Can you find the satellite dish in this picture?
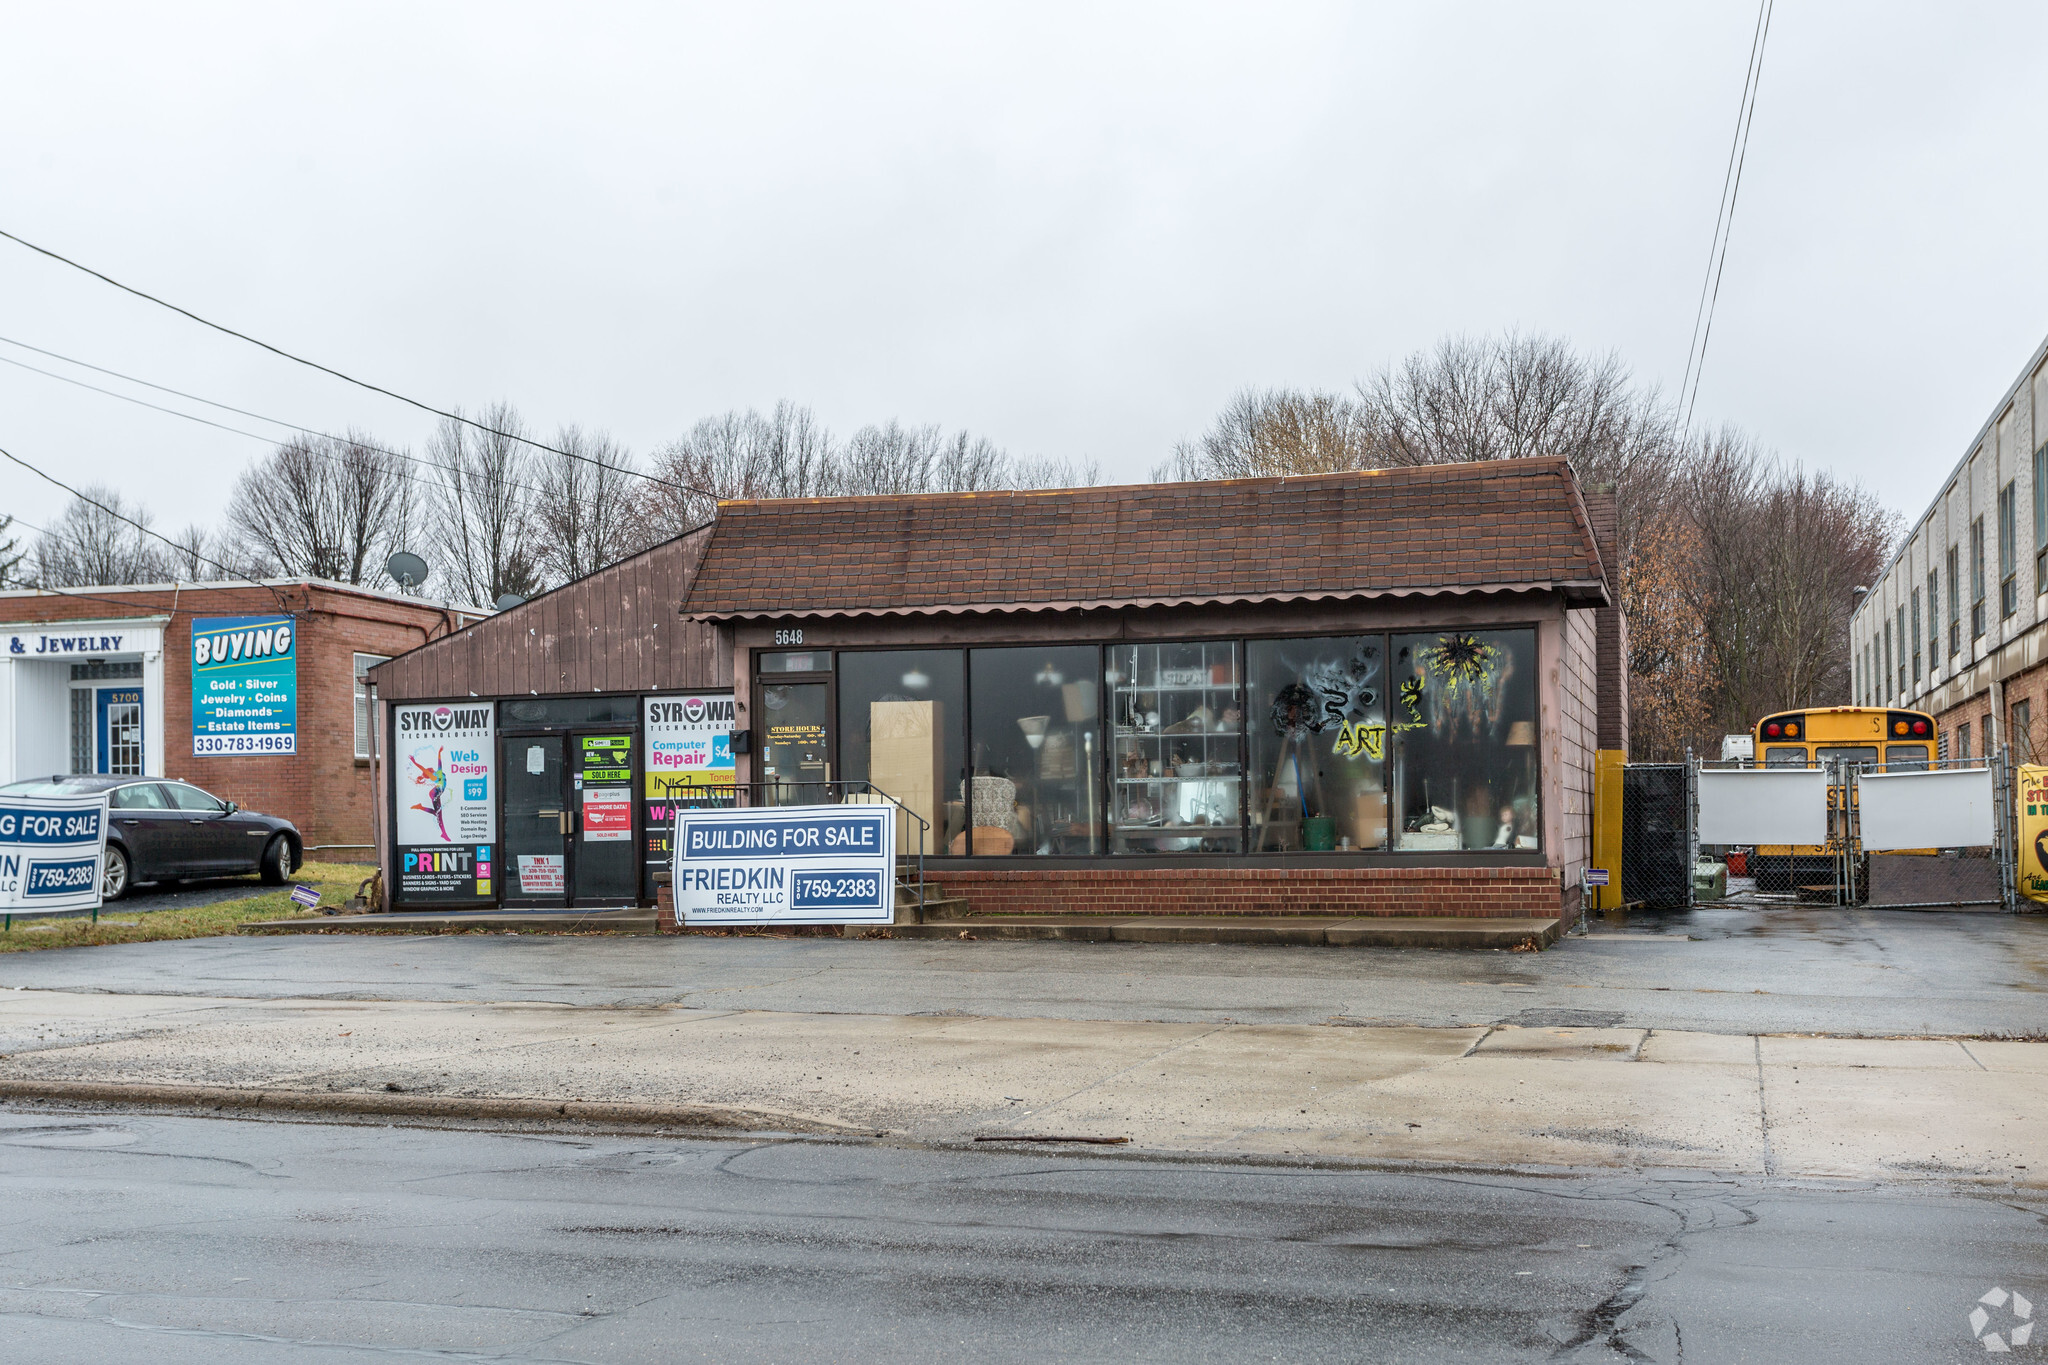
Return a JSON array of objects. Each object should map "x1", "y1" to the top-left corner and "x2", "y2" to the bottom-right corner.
[
  {"x1": 385, "y1": 551, "x2": 430, "y2": 590},
  {"x1": 494, "y1": 593, "x2": 526, "y2": 611}
]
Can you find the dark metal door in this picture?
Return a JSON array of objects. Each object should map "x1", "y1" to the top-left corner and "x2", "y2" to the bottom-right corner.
[{"x1": 502, "y1": 735, "x2": 568, "y2": 904}]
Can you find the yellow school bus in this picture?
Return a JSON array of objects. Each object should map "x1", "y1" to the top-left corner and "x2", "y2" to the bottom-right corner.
[{"x1": 1747, "y1": 706, "x2": 1937, "y2": 892}]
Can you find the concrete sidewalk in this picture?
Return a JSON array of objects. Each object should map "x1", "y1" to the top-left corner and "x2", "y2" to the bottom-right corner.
[{"x1": 1, "y1": 988, "x2": 2040, "y2": 1184}]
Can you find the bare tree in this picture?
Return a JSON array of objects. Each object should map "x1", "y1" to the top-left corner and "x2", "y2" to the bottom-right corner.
[
  {"x1": 1165, "y1": 387, "x2": 1375, "y2": 481},
  {"x1": 227, "y1": 431, "x2": 419, "y2": 584},
  {"x1": 535, "y1": 426, "x2": 641, "y2": 582},
  {"x1": 640, "y1": 402, "x2": 837, "y2": 537},
  {"x1": 1170, "y1": 331, "x2": 1900, "y2": 755},
  {"x1": 0, "y1": 514, "x2": 23, "y2": 587},
  {"x1": 31, "y1": 489, "x2": 167, "y2": 586},
  {"x1": 431, "y1": 402, "x2": 542, "y2": 605}
]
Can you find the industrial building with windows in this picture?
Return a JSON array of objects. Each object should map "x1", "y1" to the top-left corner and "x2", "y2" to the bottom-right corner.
[{"x1": 1851, "y1": 330, "x2": 2048, "y2": 761}]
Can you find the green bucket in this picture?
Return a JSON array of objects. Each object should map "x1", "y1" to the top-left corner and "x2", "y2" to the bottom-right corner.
[{"x1": 1303, "y1": 816, "x2": 1337, "y2": 851}]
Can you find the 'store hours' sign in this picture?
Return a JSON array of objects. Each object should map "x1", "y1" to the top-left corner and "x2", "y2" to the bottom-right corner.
[{"x1": 673, "y1": 804, "x2": 895, "y2": 926}]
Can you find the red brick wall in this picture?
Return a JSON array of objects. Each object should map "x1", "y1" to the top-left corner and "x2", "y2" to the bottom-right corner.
[
  {"x1": 925, "y1": 865, "x2": 1564, "y2": 918},
  {"x1": 4, "y1": 583, "x2": 465, "y2": 854}
]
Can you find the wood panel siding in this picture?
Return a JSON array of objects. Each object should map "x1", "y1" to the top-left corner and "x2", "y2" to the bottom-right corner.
[{"x1": 368, "y1": 526, "x2": 729, "y2": 701}]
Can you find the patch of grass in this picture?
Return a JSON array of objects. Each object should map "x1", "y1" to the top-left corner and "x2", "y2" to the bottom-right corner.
[{"x1": 0, "y1": 860, "x2": 368, "y2": 953}]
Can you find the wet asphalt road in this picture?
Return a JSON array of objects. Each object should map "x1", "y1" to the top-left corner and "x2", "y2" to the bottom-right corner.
[
  {"x1": 0, "y1": 1110, "x2": 2042, "y2": 1363},
  {"x1": 1, "y1": 904, "x2": 2043, "y2": 1036}
]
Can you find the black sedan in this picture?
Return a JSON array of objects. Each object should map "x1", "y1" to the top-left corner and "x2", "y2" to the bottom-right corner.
[{"x1": 0, "y1": 775, "x2": 302, "y2": 900}]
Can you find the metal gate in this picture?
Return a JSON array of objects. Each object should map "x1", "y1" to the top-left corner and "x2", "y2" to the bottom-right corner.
[
  {"x1": 1694, "y1": 751, "x2": 2020, "y2": 912},
  {"x1": 1620, "y1": 763, "x2": 1695, "y2": 910},
  {"x1": 1840, "y1": 753, "x2": 2016, "y2": 912}
]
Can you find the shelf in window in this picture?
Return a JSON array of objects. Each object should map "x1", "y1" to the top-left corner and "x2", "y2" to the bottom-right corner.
[
  {"x1": 1112, "y1": 683, "x2": 1239, "y2": 694},
  {"x1": 1114, "y1": 775, "x2": 1242, "y2": 784}
]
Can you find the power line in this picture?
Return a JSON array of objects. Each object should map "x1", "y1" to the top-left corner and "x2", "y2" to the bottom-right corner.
[
  {"x1": 1679, "y1": 0, "x2": 1774, "y2": 437},
  {"x1": 0, "y1": 339, "x2": 557, "y2": 502},
  {"x1": 0, "y1": 225, "x2": 718, "y2": 502},
  {"x1": 0, "y1": 440, "x2": 295, "y2": 612}
]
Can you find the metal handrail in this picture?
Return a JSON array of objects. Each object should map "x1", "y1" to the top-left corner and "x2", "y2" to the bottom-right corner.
[{"x1": 661, "y1": 779, "x2": 930, "y2": 906}]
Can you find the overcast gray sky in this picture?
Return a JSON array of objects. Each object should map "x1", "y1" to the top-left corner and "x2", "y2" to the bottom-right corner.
[{"x1": 3, "y1": 2, "x2": 2044, "y2": 542}]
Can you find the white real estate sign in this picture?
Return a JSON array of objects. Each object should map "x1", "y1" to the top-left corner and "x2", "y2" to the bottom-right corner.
[
  {"x1": 1857, "y1": 767, "x2": 1994, "y2": 851},
  {"x1": 1696, "y1": 768, "x2": 1829, "y2": 846},
  {"x1": 674, "y1": 803, "x2": 895, "y2": 926},
  {"x1": 0, "y1": 793, "x2": 109, "y2": 915}
]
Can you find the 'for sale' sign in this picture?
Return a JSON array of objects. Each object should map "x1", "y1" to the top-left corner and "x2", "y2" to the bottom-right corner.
[
  {"x1": 674, "y1": 804, "x2": 895, "y2": 926},
  {"x1": 0, "y1": 794, "x2": 109, "y2": 914}
]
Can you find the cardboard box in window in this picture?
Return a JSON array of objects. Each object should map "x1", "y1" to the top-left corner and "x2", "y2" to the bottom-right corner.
[{"x1": 870, "y1": 700, "x2": 941, "y2": 856}]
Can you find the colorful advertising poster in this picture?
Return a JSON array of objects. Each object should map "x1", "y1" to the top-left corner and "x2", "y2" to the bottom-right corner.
[
  {"x1": 674, "y1": 803, "x2": 895, "y2": 926},
  {"x1": 643, "y1": 693, "x2": 735, "y2": 892},
  {"x1": 191, "y1": 616, "x2": 298, "y2": 756},
  {"x1": 2018, "y1": 765, "x2": 2048, "y2": 905},
  {"x1": 580, "y1": 734, "x2": 634, "y2": 843},
  {"x1": 393, "y1": 702, "x2": 496, "y2": 901},
  {"x1": 0, "y1": 793, "x2": 110, "y2": 914}
]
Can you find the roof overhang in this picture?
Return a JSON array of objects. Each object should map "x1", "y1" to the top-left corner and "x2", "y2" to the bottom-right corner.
[{"x1": 686, "y1": 578, "x2": 1611, "y2": 622}]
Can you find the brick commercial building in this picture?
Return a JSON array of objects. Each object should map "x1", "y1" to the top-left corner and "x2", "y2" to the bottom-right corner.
[
  {"x1": 1851, "y1": 330, "x2": 2048, "y2": 761},
  {"x1": 1, "y1": 580, "x2": 481, "y2": 854},
  {"x1": 370, "y1": 459, "x2": 1626, "y2": 919}
]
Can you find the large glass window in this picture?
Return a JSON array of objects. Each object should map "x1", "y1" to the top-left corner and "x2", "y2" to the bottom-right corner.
[
  {"x1": 1246, "y1": 636, "x2": 1386, "y2": 852},
  {"x1": 1389, "y1": 630, "x2": 1540, "y2": 851},
  {"x1": 838, "y1": 650, "x2": 965, "y2": 854},
  {"x1": 967, "y1": 646, "x2": 1102, "y2": 855},
  {"x1": 1110, "y1": 641, "x2": 1243, "y2": 853}
]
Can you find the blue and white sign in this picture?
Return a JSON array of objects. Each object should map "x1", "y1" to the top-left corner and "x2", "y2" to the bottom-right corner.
[
  {"x1": 674, "y1": 804, "x2": 896, "y2": 926},
  {"x1": 192, "y1": 615, "x2": 298, "y2": 756},
  {"x1": 0, "y1": 794, "x2": 109, "y2": 914}
]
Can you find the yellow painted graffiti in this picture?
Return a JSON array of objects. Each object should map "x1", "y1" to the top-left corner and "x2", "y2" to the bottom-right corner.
[
  {"x1": 2018, "y1": 765, "x2": 2048, "y2": 904},
  {"x1": 1332, "y1": 721, "x2": 1385, "y2": 760}
]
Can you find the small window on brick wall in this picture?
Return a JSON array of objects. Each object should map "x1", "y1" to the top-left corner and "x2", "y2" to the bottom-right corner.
[{"x1": 353, "y1": 653, "x2": 390, "y2": 760}]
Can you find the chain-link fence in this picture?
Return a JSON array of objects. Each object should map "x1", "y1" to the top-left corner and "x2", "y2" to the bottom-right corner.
[
  {"x1": 1845, "y1": 753, "x2": 2014, "y2": 911},
  {"x1": 1619, "y1": 762, "x2": 1695, "y2": 910},
  {"x1": 1693, "y1": 750, "x2": 2019, "y2": 912}
]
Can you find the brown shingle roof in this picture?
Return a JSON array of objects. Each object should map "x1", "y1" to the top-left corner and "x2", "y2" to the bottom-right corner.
[{"x1": 681, "y1": 458, "x2": 1609, "y2": 619}]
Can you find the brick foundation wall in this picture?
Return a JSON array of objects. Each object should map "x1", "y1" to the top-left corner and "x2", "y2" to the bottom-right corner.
[{"x1": 924, "y1": 865, "x2": 1564, "y2": 918}]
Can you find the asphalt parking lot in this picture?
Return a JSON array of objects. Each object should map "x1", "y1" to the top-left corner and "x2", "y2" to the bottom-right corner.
[{"x1": 1, "y1": 901, "x2": 2042, "y2": 1037}]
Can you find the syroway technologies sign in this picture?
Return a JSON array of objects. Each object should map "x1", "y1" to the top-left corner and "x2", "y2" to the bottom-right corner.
[
  {"x1": 191, "y1": 615, "x2": 298, "y2": 755},
  {"x1": 393, "y1": 702, "x2": 496, "y2": 901},
  {"x1": 675, "y1": 804, "x2": 895, "y2": 926},
  {"x1": 0, "y1": 794, "x2": 109, "y2": 915}
]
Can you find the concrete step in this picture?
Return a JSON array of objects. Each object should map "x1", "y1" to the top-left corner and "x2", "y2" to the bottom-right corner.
[
  {"x1": 883, "y1": 915, "x2": 1561, "y2": 949},
  {"x1": 245, "y1": 908, "x2": 658, "y2": 935}
]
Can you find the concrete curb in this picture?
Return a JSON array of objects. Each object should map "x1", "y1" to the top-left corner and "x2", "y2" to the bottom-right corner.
[
  {"x1": 884, "y1": 916, "x2": 1562, "y2": 949},
  {"x1": 0, "y1": 1079, "x2": 871, "y2": 1135}
]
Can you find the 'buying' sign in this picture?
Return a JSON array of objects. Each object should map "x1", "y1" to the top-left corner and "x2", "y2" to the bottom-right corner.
[
  {"x1": 0, "y1": 794, "x2": 109, "y2": 915},
  {"x1": 674, "y1": 804, "x2": 895, "y2": 926},
  {"x1": 393, "y1": 702, "x2": 496, "y2": 901},
  {"x1": 191, "y1": 615, "x2": 298, "y2": 756}
]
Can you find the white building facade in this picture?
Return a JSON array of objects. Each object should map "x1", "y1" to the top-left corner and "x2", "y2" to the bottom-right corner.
[{"x1": 1850, "y1": 332, "x2": 2048, "y2": 762}]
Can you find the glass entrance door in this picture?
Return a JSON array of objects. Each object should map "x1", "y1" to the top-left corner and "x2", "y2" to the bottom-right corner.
[
  {"x1": 503, "y1": 735, "x2": 568, "y2": 904},
  {"x1": 571, "y1": 732, "x2": 638, "y2": 904},
  {"x1": 759, "y1": 682, "x2": 831, "y2": 805},
  {"x1": 97, "y1": 688, "x2": 144, "y2": 776}
]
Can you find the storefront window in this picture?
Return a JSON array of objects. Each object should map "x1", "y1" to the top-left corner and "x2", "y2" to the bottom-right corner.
[
  {"x1": 1109, "y1": 641, "x2": 1243, "y2": 853},
  {"x1": 966, "y1": 645, "x2": 1102, "y2": 855},
  {"x1": 1247, "y1": 636, "x2": 1387, "y2": 852},
  {"x1": 838, "y1": 650, "x2": 965, "y2": 854},
  {"x1": 1389, "y1": 630, "x2": 1539, "y2": 852}
]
